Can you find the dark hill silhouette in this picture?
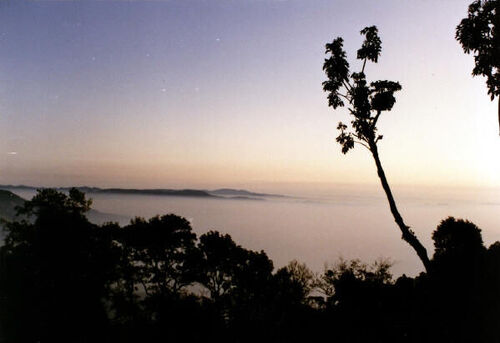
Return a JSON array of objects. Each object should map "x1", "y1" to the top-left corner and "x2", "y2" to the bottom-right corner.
[
  {"x1": 209, "y1": 188, "x2": 285, "y2": 198},
  {"x1": 0, "y1": 185, "x2": 215, "y2": 198},
  {"x1": 97, "y1": 188, "x2": 213, "y2": 197},
  {"x1": 0, "y1": 190, "x2": 24, "y2": 222},
  {"x1": 0, "y1": 185, "x2": 287, "y2": 200}
]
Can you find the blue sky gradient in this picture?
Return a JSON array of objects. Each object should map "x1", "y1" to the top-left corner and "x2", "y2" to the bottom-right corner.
[{"x1": 1, "y1": 0, "x2": 498, "y2": 191}]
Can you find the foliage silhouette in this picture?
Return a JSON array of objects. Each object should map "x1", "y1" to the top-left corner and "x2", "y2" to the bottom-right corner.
[
  {"x1": 277, "y1": 259, "x2": 316, "y2": 303},
  {"x1": 432, "y1": 216, "x2": 484, "y2": 261},
  {"x1": 322, "y1": 26, "x2": 431, "y2": 271},
  {"x1": 197, "y1": 230, "x2": 242, "y2": 301},
  {"x1": 1, "y1": 189, "x2": 500, "y2": 342},
  {"x1": 456, "y1": 0, "x2": 500, "y2": 134},
  {"x1": 120, "y1": 214, "x2": 198, "y2": 296},
  {"x1": 0, "y1": 188, "x2": 116, "y2": 342},
  {"x1": 426, "y1": 217, "x2": 496, "y2": 342}
]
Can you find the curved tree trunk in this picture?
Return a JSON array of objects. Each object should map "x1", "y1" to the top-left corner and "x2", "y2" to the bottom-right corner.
[{"x1": 369, "y1": 141, "x2": 431, "y2": 272}]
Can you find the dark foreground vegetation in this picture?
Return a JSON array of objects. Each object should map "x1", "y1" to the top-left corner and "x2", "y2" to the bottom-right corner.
[{"x1": 1, "y1": 188, "x2": 500, "y2": 343}]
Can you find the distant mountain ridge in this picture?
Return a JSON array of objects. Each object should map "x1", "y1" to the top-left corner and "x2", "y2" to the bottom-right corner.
[
  {"x1": 0, "y1": 185, "x2": 286, "y2": 200},
  {"x1": 208, "y1": 188, "x2": 284, "y2": 198},
  {"x1": 0, "y1": 185, "x2": 214, "y2": 198}
]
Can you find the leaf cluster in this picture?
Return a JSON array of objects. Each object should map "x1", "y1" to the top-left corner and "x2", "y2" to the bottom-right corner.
[
  {"x1": 456, "y1": 0, "x2": 500, "y2": 99},
  {"x1": 323, "y1": 26, "x2": 402, "y2": 154}
]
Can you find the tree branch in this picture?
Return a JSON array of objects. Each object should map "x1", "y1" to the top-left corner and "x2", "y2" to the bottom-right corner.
[
  {"x1": 371, "y1": 110, "x2": 382, "y2": 129},
  {"x1": 342, "y1": 79, "x2": 353, "y2": 92},
  {"x1": 368, "y1": 140, "x2": 431, "y2": 272},
  {"x1": 352, "y1": 133, "x2": 368, "y2": 143},
  {"x1": 353, "y1": 140, "x2": 370, "y2": 150},
  {"x1": 338, "y1": 93, "x2": 352, "y2": 103}
]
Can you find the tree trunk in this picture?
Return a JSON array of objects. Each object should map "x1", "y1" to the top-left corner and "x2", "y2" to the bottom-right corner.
[{"x1": 369, "y1": 141, "x2": 431, "y2": 272}]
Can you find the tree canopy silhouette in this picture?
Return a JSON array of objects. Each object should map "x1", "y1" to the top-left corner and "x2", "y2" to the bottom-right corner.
[
  {"x1": 322, "y1": 26, "x2": 430, "y2": 271},
  {"x1": 432, "y1": 216, "x2": 484, "y2": 260},
  {"x1": 197, "y1": 230, "x2": 243, "y2": 300},
  {"x1": 120, "y1": 215, "x2": 198, "y2": 297},
  {"x1": 0, "y1": 188, "x2": 116, "y2": 342},
  {"x1": 456, "y1": 0, "x2": 500, "y2": 134},
  {"x1": 2, "y1": 188, "x2": 500, "y2": 342}
]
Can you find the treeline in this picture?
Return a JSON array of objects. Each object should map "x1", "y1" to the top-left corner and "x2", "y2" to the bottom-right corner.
[{"x1": 1, "y1": 189, "x2": 500, "y2": 342}]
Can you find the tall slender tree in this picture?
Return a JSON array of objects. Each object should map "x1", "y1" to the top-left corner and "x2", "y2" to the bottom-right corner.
[
  {"x1": 456, "y1": 0, "x2": 500, "y2": 134},
  {"x1": 322, "y1": 26, "x2": 431, "y2": 271}
]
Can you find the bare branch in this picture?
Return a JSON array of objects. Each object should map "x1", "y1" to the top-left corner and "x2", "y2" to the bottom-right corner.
[
  {"x1": 353, "y1": 140, "x2": 370, "y2": 150},
  {"x1": 342, "y1": 79, "x2": 353, "y2": 92},
  {"x1": 371, "y1": 110, "x2": 382, "y2": 129},
  {"x1": 337, "y1": 93, "x2": 351, "y2": 102},
  {"x1": 352, "y1": 133, "x2": 369, "y2": 144}
]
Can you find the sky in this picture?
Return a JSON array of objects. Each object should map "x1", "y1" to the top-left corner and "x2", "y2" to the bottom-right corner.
[{"x1": 0, "y1": 0, "x2": 499, "y2": 192}]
